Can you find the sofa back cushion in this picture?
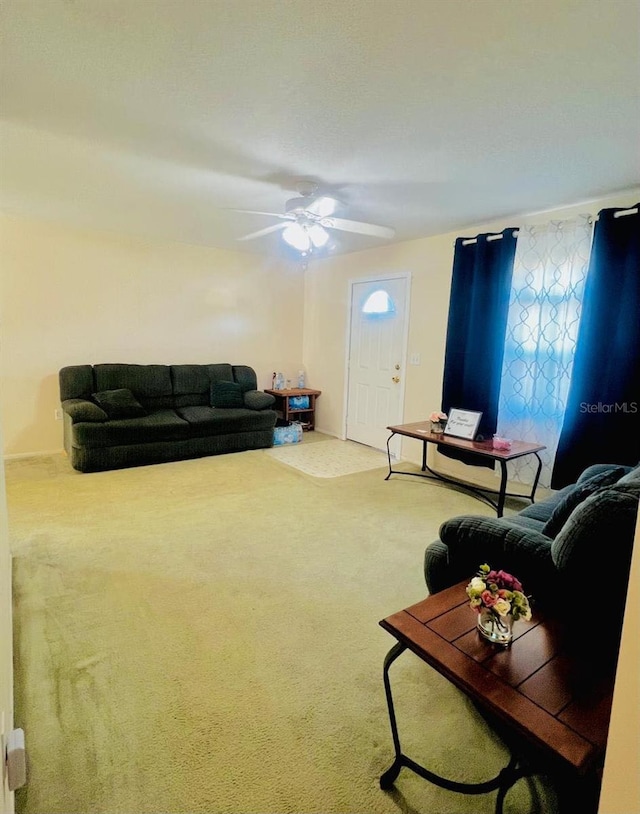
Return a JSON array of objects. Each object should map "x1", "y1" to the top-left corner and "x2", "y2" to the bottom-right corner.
[
  {"x1": 542, "y1": 466, "x2": 627, "y2": 538},
  {"x1": 60, "y1": 363, "x2": 260, "y2": 411},
  {"x1": 94, "y1": 364, "x2": 173, "y2": 410},
  {"x1": 617, "y1": 463, "x2": 640, "y2": 485},
  {"x1": 207, "y1": 364, "x2": 235, "y2": 385},
  {"x1": 210, "y1": 381, "x2": 244, "y2": 408},
  {"x1": 550, "y1": 481, "x2": 639, "y2": 576},
  {"x1": 60, "y1": 365, "x2": 95, "y2": 400},
  {"x1": 232, "y1": 365, "x2": 258, "y2": 392},
  {"x1": 550, "y1": 481, "x2": 639, "y2": 659},
  {"x1": 171, "y1": 365, "x2": 212, "y2": 408}
]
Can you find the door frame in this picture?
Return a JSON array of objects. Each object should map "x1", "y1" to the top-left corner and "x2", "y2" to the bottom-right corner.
[{"x1": 341, "y1": 271, "x2": 412, "y2": 455}]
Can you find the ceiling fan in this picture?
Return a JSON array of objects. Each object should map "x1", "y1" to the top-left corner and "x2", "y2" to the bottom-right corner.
[{"x1": 235, "y1": 181, "x2": 395, "y2": 255}]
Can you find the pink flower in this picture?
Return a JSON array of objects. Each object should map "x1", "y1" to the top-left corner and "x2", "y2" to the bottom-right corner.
[{"x1": 481, "y1": 590, "x2": 497, "y2": 606}]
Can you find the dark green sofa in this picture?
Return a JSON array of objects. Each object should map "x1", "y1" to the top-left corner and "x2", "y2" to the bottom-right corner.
[
  {"x1": 424, "y1": 462, "x2": 639, "y2": 661},
  {"x1": 59, "y1": 363, "x2": 277, "y2": 473}
]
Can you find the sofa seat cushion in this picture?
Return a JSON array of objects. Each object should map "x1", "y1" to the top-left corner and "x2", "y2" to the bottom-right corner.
[
  {"x1": 517, "y1": 483, "x2": 575, "y2": 524},
  {"x1": 176, "y1": 406, "x2": 276, "y2": 435},
  {"x1": 74, "y1": 409, "x2": 190, "y2": 448},
  {"x1": 501, "y1": 514, "x2": 546, "y2": 533}
]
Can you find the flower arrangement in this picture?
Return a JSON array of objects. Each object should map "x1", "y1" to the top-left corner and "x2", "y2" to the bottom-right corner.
[
  {"x1": 429, "y1": 410, "x2": 448, "y2": 423},
  {"x1": 466, "y1": 564, "x2": 532, "y2": 643}
]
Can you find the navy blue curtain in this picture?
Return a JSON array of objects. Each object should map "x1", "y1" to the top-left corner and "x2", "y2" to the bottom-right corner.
[
  {"x1": 552, "y1": 204, "x2": 640, "y2": 488},
  {"x1": 440, "y1": 229, "x2": 517, "y2": 466}
]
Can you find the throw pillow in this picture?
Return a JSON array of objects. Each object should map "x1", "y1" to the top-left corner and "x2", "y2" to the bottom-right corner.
[
  {"x1": 92, "y1": 388, "x2": 147, "y2": 419},
  {"x1": 542, "y1": 466, "x2": 626, "y2": 538},
  {"x1": 210, "y1": 380, "x2": 244, "y2": 409}
]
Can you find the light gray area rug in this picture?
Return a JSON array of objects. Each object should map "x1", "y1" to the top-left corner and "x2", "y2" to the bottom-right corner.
[
  {"x1": 7, "y1": 450, "x2": 557, "y2": 814},
  {"x1": 266, "y1": 438, "x2": 389, "y2": 478}
]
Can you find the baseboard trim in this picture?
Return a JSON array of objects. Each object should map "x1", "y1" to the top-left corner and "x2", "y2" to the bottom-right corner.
[
  {"x1": 3, "y1": 449, "x2": 64, "y2": 462},
  {"x1": 313, "y1": 427, "x2": 339, "y2": 439}
]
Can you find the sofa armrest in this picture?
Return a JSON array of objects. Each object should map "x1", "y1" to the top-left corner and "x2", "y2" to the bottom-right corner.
[
  {"x1": 243, "y1": 390, "x2": 275, "y2": 410},
  {"x1": 440, "y1": 514, "x2": 553, "y2": 556},
  {"x1": 438, "y1": 515, "x2": 556, "y2": 604},
  {"x1": 62, "y1": 398, "x2": 108, "y2": 423}
]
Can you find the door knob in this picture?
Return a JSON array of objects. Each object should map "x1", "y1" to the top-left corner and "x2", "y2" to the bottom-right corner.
[{"x1": 392, "y1": 376, "x2": 400, "y2": 383}]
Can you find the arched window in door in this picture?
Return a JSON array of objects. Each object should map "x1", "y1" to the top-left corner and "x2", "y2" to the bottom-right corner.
[{"x1": 362, "y1": 289, "x2": 395, "y2": 316}]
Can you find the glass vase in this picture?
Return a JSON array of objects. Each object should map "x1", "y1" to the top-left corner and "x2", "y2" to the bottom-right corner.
[
  {"x1": 431, "y1": 421, "x2": 445, "y2": 434},
  {"x1": 477, "y1": 608, "x2": 513, "y2": 646}
]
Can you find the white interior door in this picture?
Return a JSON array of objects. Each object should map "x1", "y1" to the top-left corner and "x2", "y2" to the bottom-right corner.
[{"x1": 346, "y1": 276, "x2": 409, "y2": 454}]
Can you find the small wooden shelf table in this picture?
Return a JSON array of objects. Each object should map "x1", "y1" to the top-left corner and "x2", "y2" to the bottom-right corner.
[
  {"x1": 379, "y1": 581, "x2": 614, "y2": 813},
  {"x1": 264, "y1": 388, "x2": 322, "y2": 431},
  {"x1": 386, "y1": 421, "x2": 546, "y2": 517}
]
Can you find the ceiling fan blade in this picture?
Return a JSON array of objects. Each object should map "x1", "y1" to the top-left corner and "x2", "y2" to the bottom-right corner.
[
  {"x1": 230, "y1": 209, "x2": 293, "y2": 220},
  {"x1": 321, "y1": 217, "x2": 395, "y2": 239},
  {"x1": 305, "y1": 196, "x2": 338, "y2": 218},
  {"x1": 237, "y1": 222, "x2": 287, "y2": 242}
]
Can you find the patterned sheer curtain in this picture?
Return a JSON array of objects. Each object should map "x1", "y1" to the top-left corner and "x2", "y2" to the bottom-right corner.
[{"x1": 496, "y1": 215, "x2": 593, "y2": 487}]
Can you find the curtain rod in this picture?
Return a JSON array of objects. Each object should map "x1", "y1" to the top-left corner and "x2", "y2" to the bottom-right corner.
[
  {"x1": 594, "y1": 206, "x2": 639, "y2": 221},
  {"x1": 461, "y1": 231, "x2": 518, "y2": 246},
  {"x1": 459, "y1": 206, "x2": 638, "y2": 245}
]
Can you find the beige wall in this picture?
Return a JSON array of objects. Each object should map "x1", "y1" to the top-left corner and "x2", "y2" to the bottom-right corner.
[{"x1": 0, "y1": 213, "x2": 305, "y2": 456}]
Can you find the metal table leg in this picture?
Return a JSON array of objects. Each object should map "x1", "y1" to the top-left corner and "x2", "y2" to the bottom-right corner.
[
  {"x1": 380, "y1": 643, "x2": 528, "y2": 811},
  {"x1": 497, "y1": 460, "x2": 508, "y2": 517},
  {"x1": 384, "y1": 432, "x2": 396, "y2": 481},
  {"x1": 529, "y1": 452, "x2": 543, "y2": 503}
]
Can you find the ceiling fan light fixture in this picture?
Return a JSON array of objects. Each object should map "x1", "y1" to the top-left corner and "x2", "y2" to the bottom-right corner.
[
  {"x1": 308, "y1": 224, "x2": 329, "y2": 248},
  {"x1": 282, "y1": 223, "x2": 311, "y2": 252}
]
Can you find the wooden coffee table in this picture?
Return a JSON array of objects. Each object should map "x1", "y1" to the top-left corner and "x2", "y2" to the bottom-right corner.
[
  {"x1": 385, "y1": 421, "x2": 546, "y2": 516},
  {"x1": 379, "y1": 582, "x2": 614, "y2": 813}
]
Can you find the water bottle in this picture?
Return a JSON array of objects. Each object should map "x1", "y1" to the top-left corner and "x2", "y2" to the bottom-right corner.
[{"x1": 297, "y1": 370, "x2": 305, "y2": 389}]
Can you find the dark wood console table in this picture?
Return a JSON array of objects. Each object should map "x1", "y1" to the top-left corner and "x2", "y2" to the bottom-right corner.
[
  {"x1": 386, "y1": 421, "x2": 546, "y2": 516},
  {"x1": 379, "y1": 581, "x2": 614, "y2": 813}
]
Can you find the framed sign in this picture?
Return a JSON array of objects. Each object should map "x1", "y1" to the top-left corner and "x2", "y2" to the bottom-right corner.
[{"x1": 444, "y1": 408, "x2": 482, "y2": 440}]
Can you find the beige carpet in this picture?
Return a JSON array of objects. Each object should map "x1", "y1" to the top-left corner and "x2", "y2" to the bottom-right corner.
[
  {"x1": 266, "y1": 438, "x2": 389, "y2": 478},
  {"x1": 6, "y1": 444, "x2": 557, "y2": 814}
]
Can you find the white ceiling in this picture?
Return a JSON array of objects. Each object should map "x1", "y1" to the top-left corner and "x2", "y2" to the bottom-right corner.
[{"x1": 2, "y1": 0, "x2": 639, "y2": 259}]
